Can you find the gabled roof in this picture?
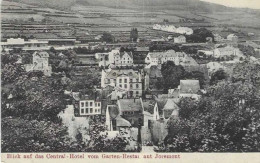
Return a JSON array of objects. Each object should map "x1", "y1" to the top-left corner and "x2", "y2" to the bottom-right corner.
[
  {"x1": 155, "y1": 95, "x2": 168, "y2": 112},
  {"x1": 174, "y1": 35, "x2": 186, "y2": 39},
  {"x1": 116, "y1": 116, "x2": 131, "y2": 127},
  {"x1": 120, "y1": 51, "x2": 133, "y2": 59},
  {"x1": 107, "y1": 105, "x2": 119, "y2": 118},
  {"x1": 163, "y1": 98, "x2": 180, "y2": 110},
  {"x1": 227, "y1": 34, "x2": 238, "y2": 37},
  {"x1": 215, "y1": 46, "x2": 235, "y2": 53},
  {"x1": 33, "y1": 51, "x2": 49, "y2": 58},
  {"x1": 105, "y1": 69, "x2": 140, "y2": 79},
  {"x1": 180, "y1": 80, "x2": 200, "y2": 94},
  {"x1": 118, "y1": 98, "x2": 143, "y2": 112},
  {"x1": 148, "y1": 50, "x2": 186, "y2": 59}
]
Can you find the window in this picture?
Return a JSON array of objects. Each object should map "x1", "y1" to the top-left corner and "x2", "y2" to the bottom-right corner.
[
  {"x1": 124, "y1": 84, "x2": 127, "y2": 88},
  {"x1": 86, "y1": 108, "x2": 88, "y2": 113},
  {"x1": 136, "y1": 84, "x2": 139, "y2": 88},
  {"x1": 130, "y1": 79, "x2": 133, "y2": 83},
  {"x1": 81, "y1": 102, "x2": 84, "y2": 107},
  {"x1": 95, "y1": 103, "x2": 97, "y2": 107},
  {"x1": 85, "y1": 102, "x2": 88, "y2": 107},
  {"x1": 95, "y1": 109, "x2": 97, "y2": 113},
  {"x1": 119, "y1": 79, "x2": 122, "y2": 83},
  {"x1": 98, "y1": 103, "x2": 101, "y2": 107},
  {"x1": 124, "y1": 79, "x2": 127, "y2": 83},
  {"x1": 81, "y1": 109, "x2": 84, "y2": 114},
  {"x1": 90, "y1": 102, "x2": 93, "y2": 107},
  {"x1": 98, "y1": 109, "x2": 101, "y2": 112},
  {"x1": 136, "y1": 91, "x2": 139, "y2": 95},
  {"x1": 130, "y1": 84, "x2": 133, "y2": 88},
  {"x1": 90, "y1": 108, "x2": 93, "y2": 113},
  {"x1": 119, "y1": 84, "x2": 122, "y2": 88}
]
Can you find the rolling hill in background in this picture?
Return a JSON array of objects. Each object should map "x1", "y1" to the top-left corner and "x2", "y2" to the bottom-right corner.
[
  {"x1": 8, "y1": 0, "x2": 233, "y2": 12},
  {"x1": 76, "y1": 0, "x2": 229, "y2": 12}
]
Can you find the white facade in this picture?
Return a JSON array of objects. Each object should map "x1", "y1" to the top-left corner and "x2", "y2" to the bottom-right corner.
[
  {"x1": 109, "y1": 49, "x2": 133, "y2": 67},
  {"x1": 227, "y1": 34, "x2": 238, "y2": 42},
  {"x1": 174, "y1": 35, "x2": 186, "y2": 43},
  {"x1": 95, "y1": 52, "x2": 109, "y2": 67},
  {"x1": 213, "y1": 46, "x2": 244, "y2": 59},
  {"x1": 25, "y1": 51, "x2": 52, "y2": 76},
  {"x1": 1, "y1": 38, "x2": 48, "y2": 51},
  {"x1": 96, "y1": 49, "x2": 133, "y2": 67},
  {"x1": 153, "y1": 24, "x2": 193, "y2": 35},
  {"x1": 101, "y1": 69, "x2": 142, "y2": 98},
  {"x1": 145, "y1": 50, "x2": 197, "y2": 67},
  {"x1": 79, "y1": 100, "x2": 101, "y2": 116}
]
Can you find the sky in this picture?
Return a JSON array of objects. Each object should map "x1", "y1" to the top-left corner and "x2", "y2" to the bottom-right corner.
[{"x1": 200, "y1": 0, "x2": 260, "y2": 9}]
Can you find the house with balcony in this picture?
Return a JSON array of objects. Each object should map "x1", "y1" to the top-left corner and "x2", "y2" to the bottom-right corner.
[{"x1": 101, "y1": 68, "x2": 142, "y2": 98}]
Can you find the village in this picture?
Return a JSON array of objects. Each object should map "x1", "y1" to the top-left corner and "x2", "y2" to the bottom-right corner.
[{"x1": 1, "y1": 0, "x2": 260, "y2": 153}]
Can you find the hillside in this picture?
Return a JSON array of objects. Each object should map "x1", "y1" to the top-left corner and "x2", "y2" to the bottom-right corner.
[
  {"x1": 7, "y1": 0, "x2": 232, "y2": 12},
  {"x1": 76, "y1": 0, "x2": 229, "y2": 12}
]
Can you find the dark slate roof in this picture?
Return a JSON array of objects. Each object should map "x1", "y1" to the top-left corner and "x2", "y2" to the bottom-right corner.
[
  {"x1": 118, "y1": 51, "x2": 133, "y2": 59},
  {"x1": 33, "y1": 51, "x2": 49, "y2": 58},
  {"x1": 155, "y1": 95, "x2": 168, "y2": 114},
  {"x1": 101, "y1": 100, "x2": 109, "y2": 116},
  {"x1": 180, "y1": 80, "x2": 200, "y2": 94},
  {"x1": 105, "y1": 69, "x2": 139, "y2": 79},
  {"x1": 142, "y1": 99, "x2": 156, "y2": 114},
  {"x1": 107, "y1": 105, "x2": 119, "y2": 118},
  {"x1": 118, "y1": 98, "x2": 143, "y2": 112}
]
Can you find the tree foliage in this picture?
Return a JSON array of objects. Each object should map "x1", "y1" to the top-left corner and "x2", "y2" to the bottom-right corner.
[
  {"x1": 130, "y1": 28, "x2": 138, "y2": 42},
  {"x1": 161, "y1": 61, "x2": 186, "y2": 91},
  {"x1": 186, "y1": 28, "x2": 214, "y2": 43},
  {"x1": 210, "y1": 69, "x2": 227, "y2": 85},
  {"x1": 162, "y1": 81, "x2": 260, "y2": 152},
  {"x1": 101, "y1": 32, "x2": 115, "y2": 43}
]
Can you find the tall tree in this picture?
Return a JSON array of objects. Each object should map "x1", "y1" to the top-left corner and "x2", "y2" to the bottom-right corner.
[
  {"x1": 161, "y1": 61, "x2": 186, "y2": 92},
  {"x1": 130, "y1": 28, "x2": 138, "y2": 42}
]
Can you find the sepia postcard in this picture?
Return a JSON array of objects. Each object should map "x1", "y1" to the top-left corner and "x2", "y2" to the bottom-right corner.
[{"x1": 1, "y1": 0, "x2": 260, "y2": 162}]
